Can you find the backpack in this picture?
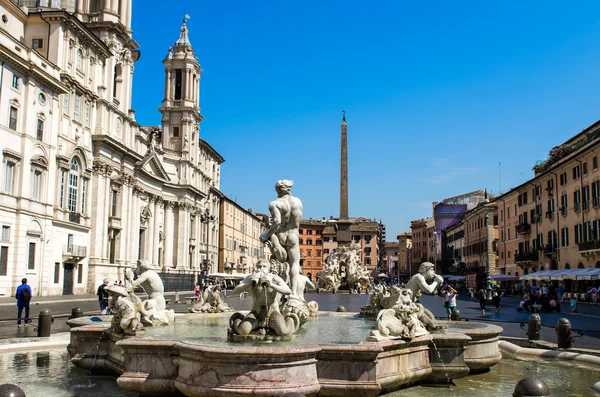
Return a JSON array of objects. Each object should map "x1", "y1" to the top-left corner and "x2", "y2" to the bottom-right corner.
[{"x1": 21, "y1": 287, "x2": 31, "y2": 302}]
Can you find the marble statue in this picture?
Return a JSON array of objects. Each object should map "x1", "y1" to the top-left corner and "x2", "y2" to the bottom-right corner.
[
  {"x1": 281, "y1": 274, "x2": 319, "y2": 324},
  {"x1": 316, "y1": 252, "x2": 341, "y2": 293},
  {"x1": 229, "y1": 259, "x2": 300, "y2": 339},
  {"x1": 260, "y1": 180, "x2": 303, "y2": 300},
  {"x1": 373, "y1": 288, "x2": 427, "y2": 339},
  {"x1": 125, "y1": 260, "x2": 175, "y2": 326},
  {"x1": 105, "y1": 285, "x2": 142, "y2": 335},
  {"x1": 405, "y1": 262, "x2": 444, "y2": 329},
  {"x1": 189, "y1": 284, "x2": 233, "y2": 313}
]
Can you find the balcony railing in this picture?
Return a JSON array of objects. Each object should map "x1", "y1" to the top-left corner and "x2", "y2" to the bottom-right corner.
[
  {"x1": 578, "y1": 240, "x2": 600, "y2": 252},
  {"x1": 68, "y1": 212, "x2": 81, "y2": 224},
  {"x1": 516, "y1": 223, "x2": 531, "y2": 235},
  {"x1": 544, "y1": 243, "x2": 557, "y2": 257},
  {"x1": 108, "y1": 216, "x2": 122, "y2": 230},
  {"x1": 63, "y1": 245, "x2": 87, "y2": 258},
  {"x1": 515, "y1": 252, "x2": 538, "y2": 262}
]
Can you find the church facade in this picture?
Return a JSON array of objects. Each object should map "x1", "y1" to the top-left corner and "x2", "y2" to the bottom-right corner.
[{"x1": 0, "y1": 0, "x2": 223, "y2": 296}]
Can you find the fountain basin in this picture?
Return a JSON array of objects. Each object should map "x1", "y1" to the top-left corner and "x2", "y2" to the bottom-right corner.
[{"x1": 67, "y1": 313, "x2": 502, "y2": 396}]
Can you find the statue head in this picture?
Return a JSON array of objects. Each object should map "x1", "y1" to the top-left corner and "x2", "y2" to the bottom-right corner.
[
  {"x1": 136, "y1": 259, "x2": 153, "y2": 273},
  {"x1": 418, "y1": 262, "x2": 436, "y2": 280},
  {"x1": 275, "y1": 180, "x2": 294, "y2": 197},
  {"x1": 255, "y1": 259, "x2": 271, "y2": 275}
]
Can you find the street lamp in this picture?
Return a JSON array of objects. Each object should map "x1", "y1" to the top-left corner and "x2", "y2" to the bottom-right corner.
[{"x1": 485, "y1": 211, "x2": 493, "y2": 301}]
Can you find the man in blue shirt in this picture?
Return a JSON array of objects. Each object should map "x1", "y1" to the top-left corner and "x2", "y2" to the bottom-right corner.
[{"x1": 15, "y1": 278, "x2": 32, "y2": 327}]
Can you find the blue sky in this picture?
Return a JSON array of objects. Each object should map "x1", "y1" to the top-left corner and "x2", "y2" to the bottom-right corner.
[{"x1": 131, "y1": 1, "x2": 600, "y2": 240}]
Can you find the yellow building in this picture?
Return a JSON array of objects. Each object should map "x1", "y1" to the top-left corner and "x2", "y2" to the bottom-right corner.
[
  {"x1": 218, "y1": 197, "x2": 265, "y2": 275},
  {"x1": 462, "y1": 202, "x2": 498, "y2": 276},
  {"x1": 396, "y1": 232, "x2": 412, "y2": 275}
]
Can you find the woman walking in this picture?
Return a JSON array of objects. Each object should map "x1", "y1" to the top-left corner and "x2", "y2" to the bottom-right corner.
[
  {"x1": 492, "y1": 286, "x2": 503, "y2": 313},
  {"x1": 478, "y1": 287, "x2": 487, "y2": 314},
  {"x1": 443, "y1": 286, "x2": 458, "y2": 320}
]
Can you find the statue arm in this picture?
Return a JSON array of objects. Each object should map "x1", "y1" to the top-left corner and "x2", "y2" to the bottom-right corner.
[
  {"x1": 233, "y1": 276, "x2": 253, "y2": 294},
  {"x1": 261, "y1": 202, "x2": 281, "y2": 242},
  {"x1": 270, "y1": 275, "x2": 292, "y2": 295},
  {"x1": 416, "y1": 275, "x2": 440, "y2": 295},
  {"x1": 131, "y1": 271, "x2": 149, "y2": 287}
]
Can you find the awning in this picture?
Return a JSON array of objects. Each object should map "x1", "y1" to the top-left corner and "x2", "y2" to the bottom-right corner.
[
  {"x1": 520, "y1": 268, "x2": 600, "y2": 281},
  {"x1": 491, "y1": 274, "x2": 519, "y2": 281},
  {"x1": 207, "y1": 272, "x2": 250, "y2": 279},
  {"x1": 447, "y1": 275, "x2": 466, "y2": 281}
]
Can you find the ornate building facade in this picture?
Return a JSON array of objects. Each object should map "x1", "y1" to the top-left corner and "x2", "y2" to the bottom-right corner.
[{"x1": 0, "y1": 0, "x2": 224, "y2": 296}]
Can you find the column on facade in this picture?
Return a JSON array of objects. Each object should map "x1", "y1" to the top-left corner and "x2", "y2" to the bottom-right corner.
[
  {"x1": 123, "y1": 183, "x2": 133, "y2": 267},
  {"x1": 102, "y1": 168, "x2": 112, "y2": 261},
  {"x1": 176, "y1": 203, "x2": 190, "y2": 269},
  {"x1": 153, "y1": 198, "x2": 162, "y2": 265},
  {"x1": 188, "y1": 69, "x2": 193, "y2": 100},
  {"x1": 163, "y1": 201, "x2": 175, "y2": 268},
  {"x1": 195, "y1": 75, "x2": 200, "y2": 105},
  {"x1": 116, "y1": 180, "x2": 129, "y2": 265},
  {"x1": 126, "y1": 0, "x2": 132, "y2": 29},
  {"x1": 91, "y1": 166, "x2": 106, "y2": 261},
  {"x1": 164, "y1": 68, "x2": 171, "y2": 100},
  {"x1": 130, "y1": 188, "x2": 141, "y2": 264},
  {"x1": 145, "y1": 196, "x2": 155, "y2": 263},
  {"x1": 119, "y1": 0, "x2": 128, "y2": 25}
]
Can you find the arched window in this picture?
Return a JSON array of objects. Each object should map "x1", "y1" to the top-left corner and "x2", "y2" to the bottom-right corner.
[
  {"x1": 596, "y1": 261, "x2": 600, "y2": 268},
  {"x1": 68, "y1": 158, "x2": 80, "y2": 213},
  {"x1": 578, "y1": 262, "x2": 585, "y2": 269},
  {"x1": 76, "y1": 48, "x2": 83, "y2": 70},
  {"x1": 564, "y1": 263, "x2": 571, "y2": 269}
]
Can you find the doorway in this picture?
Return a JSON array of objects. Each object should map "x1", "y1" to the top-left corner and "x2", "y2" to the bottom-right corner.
[{"x1": 63, "y1": 263, "x2": 73, "y2": 295}]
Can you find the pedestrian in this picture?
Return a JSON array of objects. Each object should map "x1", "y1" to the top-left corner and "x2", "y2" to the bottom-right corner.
[
  {"x1": 239, "y1": 291, "x2": 246, "y2": 301},
  {"x1": 587, "y1": 285, "x2": 598, "y2": 304},
  {"x1": 492, "y1": 287, "x2": 503, "y2": 313},
  {"x1": 194, "y1": 284, "x2": 201, "y2": 298},
  {"x1": 97, "y1": 278, "x2": 110, "y2": 314},
  {"x1": 469, "y1": 287, "x2": 475, "y2": 301},
  {"x1": 443, "y1": 286, "x2": 457, "y2": 320},
  {"x1": 118, "y1": 280, "x2": 124, "y2": 287},
  {"x1": 478, "y1": 287, "x2": 487, "y2": 315},
  {"x1": 570, "y1": 294, "x2": 578, "y2": 313},
  {"x1": 15, "y1": 278, "x2": 32, "y2": 327}
]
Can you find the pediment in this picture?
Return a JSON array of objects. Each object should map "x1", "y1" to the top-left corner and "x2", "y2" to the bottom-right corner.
[{"x1": 136, "y1": 153, "x2": 170, "y2": 181}]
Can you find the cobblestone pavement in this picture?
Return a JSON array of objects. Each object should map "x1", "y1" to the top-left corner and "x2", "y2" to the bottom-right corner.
[{"x1": 0, "y1": 290, "x2": 598, "y2": 349}]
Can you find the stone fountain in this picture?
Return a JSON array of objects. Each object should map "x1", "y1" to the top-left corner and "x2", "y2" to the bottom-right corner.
[
  {"x1": 316, "y1": 242, "x2": 372, "y2": 294},
  {"x1": 67, "y1": 181, "x2": 503, "y2": 396}
]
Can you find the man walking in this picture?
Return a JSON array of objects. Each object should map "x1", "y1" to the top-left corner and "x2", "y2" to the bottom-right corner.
[
  {"x1": 97, "y1": 278, "x2": 110, "y2": 314},
  {"x1": 15, "y1": 278, "x2": 32, "y2": 327}
]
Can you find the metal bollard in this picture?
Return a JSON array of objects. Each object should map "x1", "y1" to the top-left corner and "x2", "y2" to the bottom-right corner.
[
  {"x1": 556, "y1": 318, "x2": 572, "y2": 349},
  {"x1": 69, "y1": 307, "x2": 83, "y2": 319},
  {"x1": 451, "y1": 310, "x2": 461, "y2": 321},
  {"x1": 527, "y1": 314, "x2": 541, "y2": 340},
  {"x1": 37, "y1": 309, "x2": 53, "y2": 337}
]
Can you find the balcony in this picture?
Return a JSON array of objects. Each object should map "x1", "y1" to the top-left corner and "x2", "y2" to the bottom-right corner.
[
  {"x1": 239, "y1": 246, "x2": 248, "y2": 258},
  {"x1": 108, "y1": 216, "x2": 122, "y2": 230},
  {"x1": 515, "y1": 251, "x2": 538, "y2": 263},
  {"x1": 516, "y1": 223, "x2": 531, "y2": 235},
  {"x1": 68, "y1": 212, "x2": 82, "y2": 224},
  {"x1": 578, "y1": 240, "x2": 600, "y2": 257},
  {"x1": 189, "y1": 238, "x2": 196, "y2": 247},
  {"x1": 544, "y1": 244, "x2": 557, "y2": 258},
  {"x1": 63, "y1": 245, "x2": 87, "y2": 259}
]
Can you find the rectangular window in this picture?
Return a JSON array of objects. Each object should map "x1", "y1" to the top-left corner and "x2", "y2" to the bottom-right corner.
[
  {"x1": 507, "y1": 207, "x2": 510, "y2": 218},
  {"x1": 80, "y1": 178, "x2": 86, "y2": 214},
  {"x1": 0, "y1": 246, "x2": 7, "y2": 276},
  {"x1": 583, "y1": 185, "x2": 591, "y2": 210},
  {"x1": 1, "y1": 226, "x2": 10, "y2": 241},
  {"x1": 560, "y1": 172, "x2": 567, "y2": 185},
  {"x1": 501, "y1": 230, "x2": 504, "y2": 241},
  {"x1": 583, "y1": 162, "x2": 588, "y2": 175},
  {"x1": 299, "y1": 229, "x2": 303, "y2": 235},
  {"x1": 575, "y1": 224, "x2": 583, "y2": 244},
  {"x1": 561, "y1": 194, "x2": 568, "y2": 215},
  {"x1": 59, "y1": 169, "x2": 66, "y2": 208},
  {"x1": 323, "y1": 236, "x2": 330, "y2": 242},
  {"x1": 172, "y1": 126, "x2": 179, "y2": 137},
  {"x1": 324, "y1": 248, "x2": 330, "y2": 254},
  {"x1": 500, "y1": 210, "x2": 503, "y2": 221},
  {"x1": 594, "y1": 156, "x2": 598, "y2": 170},
  {"x1": 28, "y1": 242, "x2": 36, "y2": 270},
  {"x1": 74, "y1": 93, "x2": 81, "y2": 121},
  {"x1": 32, "y1": 38, "x2": 44, "y2": 49},
  {"x1": 585, "y1": 221, "x2": 593, "y2": 241},
  {"x1": 365, "y1": 235, "x2": 372, "y2": 243},
  {"x1": 85, "y1": 102, "x2": 90, "y2": 124},
  {"x1": 36, "y1": 119, "x2": 44, "y2": 140},
  {"x1": 299, "y1": 238, "x2": 303, "y2": 245},
  {"x1": 316, "y1": 249, "x2": 321, "y2": 256},
  {"x1": 316, "y1": 239, "x2": 322, "y2": 245},
  {"x1": 508, "y1": 229, "x2": 511, "y2": 240},
  {"x1": 68, "y1": 172, "x2": 78, "y2": 213},
  {"x1": 77, "y1": 264, "x2": 83, "y2": 283},
  {"x1": 307, "y1": 239, "x2": 313, "y2": 245},
  {"x1": 4, "y1": 162, "x2": 14, "y2": 194},
  {"x1": 63, "y1": 94, "x2": 69, "y2": 114},
  {"x1": 593, "y1": 181, "x2": 600, "y2": 207},
  {"x1": 11, "y1": 74, "x2": 19, "y2": 89},
  {"x1": 54, "y1": 262, "x2": 60, "y2": 283},
  {"x1": 307, "y1": 249, "x2": 312, "y2": 256},
  {"x1": 561, "y1": 228, "x2": 569, "y2": 247},
  {"x1": 32, "y1": 170, "x2": 41, "y2": 201},
  {"x1": 111, "y1": 189, "x2": 118, "y2": 216},
  {"x1": 9, "y1": 106, "x2": 17, "y2": 130},
  {"x1": 573, "y1": 165, "x2": 581, "y2": 180},
  {"x1": 547, "y1": 199, "x2": 554, "y2": 220},
  {"x1": 595, "y1": 219, "x2": 600, "y2": 239},
  {"x1": 174, "y1": 69, "x2": 182, "y2": 100},
  {"x1": 574, "y1": 190, "x2": 581, "y2": 212}
]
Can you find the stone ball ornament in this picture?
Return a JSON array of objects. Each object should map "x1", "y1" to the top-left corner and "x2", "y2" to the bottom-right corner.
[
  {"x1": 0, "y1": 384, "x2": 26, "y2": 397},
  {"x1": 513, "y1": 376, "x2": 551, "y2": 397}
]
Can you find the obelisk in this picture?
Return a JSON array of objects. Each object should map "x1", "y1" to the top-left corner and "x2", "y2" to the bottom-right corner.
[{"x1": 337, "y1": 111, "x2": 352, "y2": 246}]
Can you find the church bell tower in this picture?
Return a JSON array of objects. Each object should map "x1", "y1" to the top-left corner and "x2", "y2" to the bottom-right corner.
[{"x1": 159, "y1": 17, "x2": 204, "y2": 182}]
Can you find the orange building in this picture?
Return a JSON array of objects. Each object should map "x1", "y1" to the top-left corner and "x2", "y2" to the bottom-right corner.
[{"x1": 299, "y1": 219, "x2": 325, "y2": 281}]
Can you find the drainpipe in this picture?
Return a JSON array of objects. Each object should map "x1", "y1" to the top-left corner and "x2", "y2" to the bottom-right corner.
[{"x1": 39, "y1": 12, "x2": 51, "y2": 59}]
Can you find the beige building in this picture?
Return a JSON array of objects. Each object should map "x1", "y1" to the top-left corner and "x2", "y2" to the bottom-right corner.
[
  {"x1": 461, "y1": 202, "x2": 498, "y2": 276},
  {"x1": 410, "y1": 218, "x2": 434, "y2": 275},
  {"x1": 384, "y1": 242, "x2": 399, "y2": 277},
  {"x1": 218, "y1": 196, "x2": 265, "y2": 275},
  {"x1": 497, "y1": 121, "x2": 600, "y2": 277},
  {"x1": 445, "y1": 223, "x2": 465, "y2": 273},
  {"x1": 0, "y1": 1, "x2": 224, "y2": 296},
  {"x1": 396, "y1": 232, "x2": 412, "y2": 275}
]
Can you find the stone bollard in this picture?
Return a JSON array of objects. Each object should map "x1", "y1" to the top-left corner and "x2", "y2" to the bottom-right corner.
[
  {"x1": 527, "y1": 314, "x2": 541, "y2": 340},
  {"x1": 336, "y1": 306, "x2": 347, "y2": 312},
  {"x1": 37, "y1": 309, "x2": 53, "y2": 338},
  {"x1": 513, "y1": 376, "x2": 550, "y2": 396},
  {"x1": 450, "y1": 310, "x2": 461, "y2": 321},
  {"x1": 0, "y1": 384, "x2": 26, "y2": 397},
  {"x1": 175, "y1": 290, "x2": 180, "y2": 303},
  {"x1": 556, "y1": 318, "x2": 572, "y2": 349},
  {"x1": 69, "y1": 307, "x2": 84, "y2": 319}
]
